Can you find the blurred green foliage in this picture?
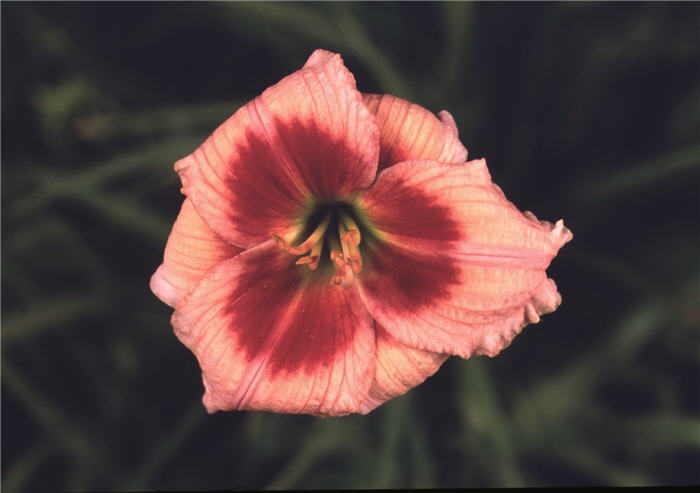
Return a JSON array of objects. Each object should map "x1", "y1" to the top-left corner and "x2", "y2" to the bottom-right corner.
[{"x1": 2, "y1": 2, "x2": 699, "y2": 490}]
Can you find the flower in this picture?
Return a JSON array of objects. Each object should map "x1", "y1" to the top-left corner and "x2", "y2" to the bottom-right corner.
[{"x1": 150, "y1": 49, "x2": 572, "y2": 416}]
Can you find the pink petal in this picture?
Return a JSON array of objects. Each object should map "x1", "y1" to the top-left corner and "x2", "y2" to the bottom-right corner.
[
  {"x1": 172, "y1": 240, "x2": 376, "y2": 416},
  {"x1": 176, "y1": 50, "x2": 379, "y2": 248},
  {"x1": 358, "y1": 324, "x2": 447, "y2": 414},
  {"x1": 358, "y1": 159, "x2": 572, "y2": 358},
  {"x1": 150, "y1": 199, "x2": 242, "y2": 307},
  {"x1": 362, "y1": 93, "x2": 468, "y2": 172}
]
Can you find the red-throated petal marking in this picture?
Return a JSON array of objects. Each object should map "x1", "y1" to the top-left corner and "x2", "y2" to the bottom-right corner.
[
  {"x1": 358, "y1": 159, "x2": 572, "y2": 359},
  {"x1": 174, "y1": 50, "x2": 379, "y2": 250},
  {"x1": 172, "y1": 240, "x2": 375, "y2": 416}
]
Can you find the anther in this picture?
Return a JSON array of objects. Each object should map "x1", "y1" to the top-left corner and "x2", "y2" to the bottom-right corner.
[
  {"x1": 275, "y1": 205, "x2": 366, "y2": 284},
  {"x1": 271, "y1": 232, "x2": 292, "y2": 251},
  {"x1": 328, "y1": 233, "x2": 347, "y2": 284},
  {"x1": 295, "y1": 241, "x2": 322, "y2": 270},
  {"x1": 284, "y1": 212, "x2": 332, "y2": 255},
  {"x1": 330, "y1": 252, "x2": 346, "y2": 285},
  {"x1": 347, "y1": 243, "x2": 363, "y2": 274},
  {"x1": 340, "y1": 213, "x2": 362, "y2": 246}
]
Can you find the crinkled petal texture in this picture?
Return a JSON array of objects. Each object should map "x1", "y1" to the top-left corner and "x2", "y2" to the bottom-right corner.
[
  {"x1": 358, "y1": 324, "x2": 448, "y2": 414},
  {"x1": 363, "y1": 93, "x2": 468, "y2": 171},
  {"x1": 355, "y1": 93, "x2": 469, "y2": 407},
  {"x1": 358, "y1": 159, "x2": 573, "y2": 359},
  {"x1": 154, "y1": 49, "x2": 571, "y2": 416},
  {"x1": 172, "y1": 240, "x2": 376, "y2": 417},
  {"x1": 174, "y1": 49, "x2": 379, "y2": 249},
  {"x1": 150, "y1": 199, "x2": 243, "y2": 307}
]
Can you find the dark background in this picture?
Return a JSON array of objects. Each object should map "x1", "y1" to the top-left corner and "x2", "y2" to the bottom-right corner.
[{"x1": 2, "y1": 2, "x2": 698, "y2": 490}]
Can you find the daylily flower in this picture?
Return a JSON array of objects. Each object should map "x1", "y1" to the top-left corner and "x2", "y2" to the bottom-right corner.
[{"x1": 150, "y1": 49, "x2": 572, "y2": 416}]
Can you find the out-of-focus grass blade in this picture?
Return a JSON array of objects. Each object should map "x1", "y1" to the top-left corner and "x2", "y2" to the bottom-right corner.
[
  {"x1": 457, "y1": 359, "x2": 525, "y2": 487},
  {"x1": 329, "y1": 3, "x2": 412, "y2": 98},
  {"x1": 265, "y1": 417, "x2": 364, "y2": 490},
  {"x1": 2, "y1": 361, "x2": 113, "y2": 483},
  {"x1": 620, "y1": 415, "x2": 700, "y2": 450},
  {"x1": 370, "y1": 396, "x2": 408, "y2": 488},
  {"x1": 226, "y1": 2, "x2": 411, "y2": 97},
  {"x1": 7, "y1": 134, "x2": 206, "y2": 221},
  {"x1": 73, "y1": 100, "x2": 242, "y2": 142},
  {"x1": 228, "y1": 2, "x2": 338, "y2": 46},
  {"x1": 1, "y1": 441, "x2": 51, "y2": 493},
  {"x1": 71, "y1": 135, "x2": 206, "y2": 188},
  {"x1": 556, "y1": 445, "x2": 654, "y2": 486},
  {"x1": 513, "y1": 296, "x2": 667, "y2": 432},
  {"x1": 71, "y1": 190, "x2": 171, "y2": 243},
  {"x1": 3, "y1": 293, "x2": 109, "y2": 344},
  {"x1": 9, "y1": 215, "x2": 111, "y2": 286},
  {"x1": 2, "y1": 260, "x2": 40, "y2": 304},
  {"x1": 438, "y1": 2, "x2": 473, "y2": 96},
  {"x1": 407, "y1": 398, "x2": 436, "y2": 488},
  {"x1": 122, "y1": 402, "x2": 205, "y2": 491},
  {"x1": 572, "y1": 145, "x2": 699, "y2": 203}
]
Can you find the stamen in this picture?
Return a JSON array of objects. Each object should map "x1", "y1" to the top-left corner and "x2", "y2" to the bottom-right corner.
[
  {"x1": 271, "y1": 232, "x2": 293, "y2": 251},
  {"x1": 340, "y1": 213, "x2": 361, "y2": 246},
  {"x1": 330, "y1": 252, "x2": 346, "y2": 285},
  {"x1": 295, "y1": 241, "x2": 322, "y2": 270},
  {"x1": 284, "y1": 212, "x2": 332, "y2": 255},
  {"x1": 347, "y1": 242, "x2": 363, "y2": 274},
  {"x1": 328, "y1": 235, "x2": 346, "y2": 285},
  {"x1": 338, "y1": 220, "x2": 363, "y2": 275},
  {"x1": 276, "y1": 203, "x2": 367, "y2": 285},
  {"x1": 338, "y1": 222, "x2": 352, "y2": 261}
]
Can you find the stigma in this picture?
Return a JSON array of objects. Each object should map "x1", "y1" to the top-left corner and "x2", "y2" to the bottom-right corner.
[{"x1": 272, "y1": 210, "x2": 364, "y2": 287}]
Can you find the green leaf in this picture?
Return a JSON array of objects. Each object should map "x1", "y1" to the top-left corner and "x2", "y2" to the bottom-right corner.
[{"x1": 3, "y1": 293, "x2": 109, "y2": 343}]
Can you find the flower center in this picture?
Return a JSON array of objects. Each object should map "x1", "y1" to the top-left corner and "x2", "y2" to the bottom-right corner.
[{"x1": 272, "y1": 200, "x2": 369, "y2": 286}]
